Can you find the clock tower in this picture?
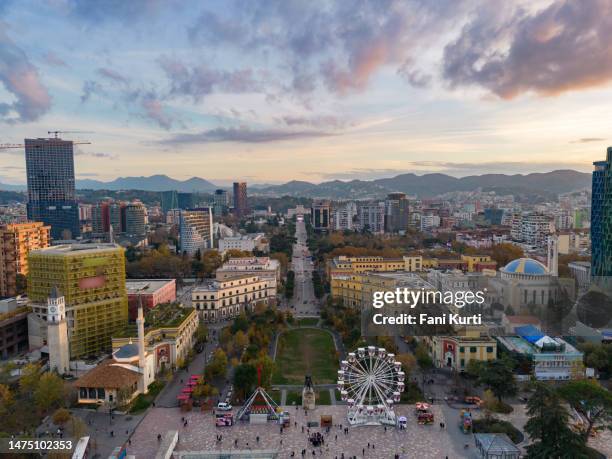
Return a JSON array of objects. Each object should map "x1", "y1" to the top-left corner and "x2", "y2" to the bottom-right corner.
[{"x1": 47, "y1": 286, "x2": 69, "y2": 374}]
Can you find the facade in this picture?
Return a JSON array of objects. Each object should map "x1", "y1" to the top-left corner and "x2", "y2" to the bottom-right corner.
[
  {"x1": 233, "y1": 182, "x2": 248, "y2": 217},
  {"x1": 0, "y1": 300, "x2": 29, "y2": 359},
  {"x1": 358, "y1": 202, "x2": 385, "y2": 234},
  {"x1": 311, "y1": 200, "x2": 331, "y2": 232},
  {"x1": 177, "y1": 192, "x2": 194, "y2": 210},
  {"x1": 213, "y1": 189, "x2": 230, "y2": 216},
  {"x1": 218, "y1": 233, "x2": 269, "y2": 253},
  {"x1": 0, "y1": 222, "x2": 50, "y2": 297},
  {"x1": 160, "y1": 190, "x2": 179, "y2": 213},
  {"x1": 510, "y1": 212, "x2": 554, "y2": 248},
  {"x1": 333, "y1": 202, "x2": 357, "y2": 231},
  {"x1": 192, "y1": 275, "x2": 275, "y2": 322},
  {"x1": 27, "y1": 243, "x2": 128, "y2": 358},
  {"x1": 215, "y1": 256, "x2": 281, "y2": 292},
  {"x1": 124, "y1": 202, "x2": 147, "y2": 236},
  {"x1": 568, "y1": 261, "x2": 591, "y2": 292},
  {"x1": 25, "y1": 138, "x2": 80, "y2": 240},
  {"x1": 46, "y1": 287, "x2": 69, "y2": 374},
  {"x1": 126, "y1": 279, "x2": 177, "y2": 320},
  {"x1": 112, "y1": 305, "x2": 198, "y2": 374},
  {"x1": 592, "y1": 147, "x2": 612, "y2": 289},
  {"x1": 179, "y1": 208, "x2": 213, "y2": 255},
  {"x1": 385, "y1": 192, "x2": 410, "y2": 233},
  {"x1": 422, "y1": 329, "x2": 497, "y2": 372}
]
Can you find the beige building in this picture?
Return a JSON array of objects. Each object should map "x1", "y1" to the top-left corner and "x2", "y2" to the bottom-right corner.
[
  {"x1": 421, "y1": 328, "x2": 497, "y2": 372},
  {"x1": 192, "y1": 274, "x2": 275, "y2": 322},
  {"x1": 0, "y1": 222, "x2": 50, "y2": 297},
  {"x1": 216, "y1": 256, "x2": 281, "y2": 292}
]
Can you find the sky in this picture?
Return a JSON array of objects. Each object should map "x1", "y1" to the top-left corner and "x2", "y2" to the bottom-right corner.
[{"x1": 0, "y1": 0, "x2": 611, "y2": 186}]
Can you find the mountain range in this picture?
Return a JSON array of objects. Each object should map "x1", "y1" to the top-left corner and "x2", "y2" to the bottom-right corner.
[{"x1": 0, "y1": 170, "x2": 591, "y2": 199}]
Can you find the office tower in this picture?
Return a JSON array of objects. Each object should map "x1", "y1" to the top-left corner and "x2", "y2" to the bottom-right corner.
[
  {"x1": 160, "y1": 190, "x2": 179, "y2": 213},
  {"x1": 233, "y1": 182, "x2": 248, "y2": 217},
  {"x1": 358, "y1": 202, "x2": 386, "y2": 234},
  {"x1": 311, "y1": 199, "x2": 331, "y2": 232},
  {"x1": 213, "y1": 189, "x2": 230, "y2": 217},
  {"x1": 46, "y1": 287, "x2": 69, "y2": 374},
  {"x1": 28, "y1": 243, "x2": 128, "y2": 358},
  {"x1": 91, "y1": 202, "x2": 110, "y2": 234},
  {"x1": 177, "y1": 192, "x2": 195, "y2": 210},
  {"x1": 333, "y1": 202, "x2": 357, "y2": 231},
  {"x1": 179, "y1": 208, "x2": 213, "y2": 255},
  {"x1": 591, "y1": 147, "x2": 612, "y2": 285},
  {"x1": 124, "y1": 202, "x2": 147, "y2": 236},
  {"x1": 110, "y1": 202, "x2": 123, "y2": 233},
  {"x1": 0, "y1": 222, "x2": 50, "y2": 297},
  {"x1": 384, "y1": 192, "x2": 409, "y2": 233},
  {"x1": 25, "y1": 138, "x2": 80, "y2": 239}
]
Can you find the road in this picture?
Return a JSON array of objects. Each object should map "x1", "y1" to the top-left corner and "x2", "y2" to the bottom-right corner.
[{"x1": 289, "y1": 219, "x2": 319, "y2": 316}]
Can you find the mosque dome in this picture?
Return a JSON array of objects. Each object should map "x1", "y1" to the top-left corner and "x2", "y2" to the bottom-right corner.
[{"x1": 502, "y1": 258, "x2": 549, "y2": 275}]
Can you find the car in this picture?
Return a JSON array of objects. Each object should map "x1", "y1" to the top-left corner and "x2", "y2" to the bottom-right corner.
[{"x1": 217, "y1": 402, "x2": 232, "y2": 411}]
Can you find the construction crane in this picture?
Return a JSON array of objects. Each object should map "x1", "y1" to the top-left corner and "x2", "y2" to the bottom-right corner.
[{"x1": 0, "y1": 132, "x2": 92, "y2": 150}]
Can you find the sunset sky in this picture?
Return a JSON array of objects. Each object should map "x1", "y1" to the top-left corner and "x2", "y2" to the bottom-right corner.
[{"x1": 1, "y1": 0, "x2": 611, "y2": 185}]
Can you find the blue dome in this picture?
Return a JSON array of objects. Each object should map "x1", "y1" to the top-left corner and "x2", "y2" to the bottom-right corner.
[
  {"x1": 503, "y1": 258, "x2": 548, "y2": 275},
  {"x1": 114, "y1": 343, "x2": 139, "y2": 359}
]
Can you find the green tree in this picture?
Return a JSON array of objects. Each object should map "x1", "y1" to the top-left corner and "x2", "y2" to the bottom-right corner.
[
  {"x1": 233, "y1": 364, "x2": 257, "y2": 399},
  {"x1": 559, "y1": 380, "x2": 612, "y2": 441},
  {"x1": 34, "y1": 372, "x2": 65, "y2": 412},
  {"x1": 52, "y1": 408, "x2": 71, "y2": 426},
  {"x1": 0, "y1": 384, "x2": 14, "y2": 417},
  {"x1": 525, "y1": 382, "x2": 586, "y2": 458},
  {"x1": 415, "y1": 343, "x2": 433, "y2": 370},
  {"x1": 195, "y1": 323, "x2": 208, "y2": 343},
  {"x1": 477, "y1": 356, "x2": 517, "y2": 403},
  {"x1": 206, "y1": 349, "x2": 228, "y2": 379},
  {"x1": 19, "y1": 363, "x2": 41, "y2": 397}
]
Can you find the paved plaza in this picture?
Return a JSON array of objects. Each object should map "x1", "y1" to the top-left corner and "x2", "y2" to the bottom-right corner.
[{"x1": 128, "y1": 404, "x2": 470, "y2": 458}]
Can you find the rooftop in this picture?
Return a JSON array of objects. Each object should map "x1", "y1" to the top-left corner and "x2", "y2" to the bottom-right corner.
[
  {"x1": 126, "y1": 279, "x2": 175, "y2": 294},
  {"x1": 502, "y1": 257, "x2": 549, "y2": 275},
  {"x1": 113, "y1": 304, "x2": 194, "y2": 338},
  {"x1": 31, "y1": 243, "x2": 122, "y2": 256},
  {"x1": 75, "y1": 359, "x2": 140, "y2": 389}
]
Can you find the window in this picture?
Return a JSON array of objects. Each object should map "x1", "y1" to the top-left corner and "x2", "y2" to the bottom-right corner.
[
  {"x1": 470, "y1": 347, "x2": 477, "y2": 353},
  {"x1": 460, "y1": 359, "x2": 465, "y2": 367},
  {"x1": 486, "y1": 347, "x2": 494, "y2": 353},
  {"x1": 459, "y1": 347, "x2": 464, "y2": 353}
]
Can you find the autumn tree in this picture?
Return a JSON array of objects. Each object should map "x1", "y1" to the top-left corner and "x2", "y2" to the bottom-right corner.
[
  {"x1": 52, "y1": 408, "x2": 71, "y2": 426},
  {"x1": 19, "y1": 363, "x2": 41, "y2": 397},
  {"x1": 35, "y1": 372, "x2": 65, "y2": 412},
  {"x1": 490, "y1": 243, "x2": 524, "y2": 268}
]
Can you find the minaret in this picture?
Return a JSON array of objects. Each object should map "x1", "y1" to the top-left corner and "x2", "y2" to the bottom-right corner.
[
  {"x1": 47, "y1": 286, "x2": 69, "y2": 375},
  {"x1": 547, "y1": 235, "x2": 559, "y2": 277},
  {"x1": 136, "y1": 297, "x2": 148, "y2": 394}
]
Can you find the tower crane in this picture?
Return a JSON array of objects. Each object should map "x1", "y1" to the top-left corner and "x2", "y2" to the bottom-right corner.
[{"x1": 0, "y1": 132, "x2": 92, "y2": 150}]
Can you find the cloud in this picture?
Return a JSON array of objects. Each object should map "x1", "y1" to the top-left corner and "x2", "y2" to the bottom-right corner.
[
  {"x1": 139, "y1": 93, "x2": 175, "y2": 130},
  {"x1": 80, "y1": 80, "x2": 105, "y2": 103},
  {"x1": 443, "y1": 0, "x2": 612, "y2": 98},
  {"x1": 158, "y1": 126, "x2": 336, "y2": 145},
  {"x1": 158, "y1": 56, "x2": 261, "y2": 102},
  {"x1": 74, "y1": 147, "x2": 117, "y2": 159},
  {"x1": 43, "y1": 51, "x2": 67, "y2": 67},
  {"x1": 0, "y1": 28, "x2": 51, "y2": 122},
  {"x1": 570, "y1": 137, "x2": 606, "y2": 143},
  {"x1": 97, "y1": 67, "x2": 129, "y2": 85},
  {"x1": 276, "y1": 114, "x2": 350, "y2": 129},
  {"x1": 64, "y1": 0, "x2": 167, "y2": 24}
]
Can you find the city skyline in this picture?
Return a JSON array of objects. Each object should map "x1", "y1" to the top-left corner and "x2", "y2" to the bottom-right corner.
[{"x1": 1, "y1": 0, "x2": 612, "y2": 184}]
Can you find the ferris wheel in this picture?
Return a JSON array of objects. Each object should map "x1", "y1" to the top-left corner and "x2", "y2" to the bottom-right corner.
[{"x1": 337, "y1": 346, "x2": 405, "y2": 426}]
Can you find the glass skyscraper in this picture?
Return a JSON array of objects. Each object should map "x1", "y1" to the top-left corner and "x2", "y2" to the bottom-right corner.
[
  {"x1": 591, "y1": 147, "x2": 612, "y2": 288},
  {"x1": 25, "y1": 138, "x2": 80, "y2": 240}
]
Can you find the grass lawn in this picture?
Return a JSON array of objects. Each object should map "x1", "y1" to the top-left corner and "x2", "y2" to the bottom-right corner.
[
  {"x1": 286, "y1": 391, "x2": 302, "y2": 406},
  {"x1": 296, "y1": 317, "x2": 319, "y2": 326},
  {"x1": 317, "y1": 390, "x2": 331, "y2": 405},
  {"x1": 272, "y1": 328, "x2": 338, "y2": 385}
]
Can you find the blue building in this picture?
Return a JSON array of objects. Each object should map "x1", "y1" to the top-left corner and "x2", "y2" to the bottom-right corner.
[
  {"x1": 25, "y1": 138, "x2": 80, "y2": 240},
  {"x1": 591, "y1": 147, "x2": 612, "y2": 288}
]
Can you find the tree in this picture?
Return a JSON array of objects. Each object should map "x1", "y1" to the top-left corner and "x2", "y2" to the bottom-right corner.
[
  {"x1": 15, "y1": 273, "x2": 27, "y2": 295},
  {"x1": 415, "y1": 343, "x2": 433, "y2": 370},
  {"x1": 34, "y1": 372, "x2": 65, "y2": 412},
  {"x1": 206, "y1": 349, "x2": 228, "y2": 379},
  {"x1": 52, "y1": 408, "x2": 71, "y2": 426},
  {"x1": 233, "y1": 364, "x2": 257, "y2": 399},
  {"x1": 525, "y1": 382, "x2": 586, "y2": 458},
  {"x1": 19, "y1": 363, "x2": 41, "y2": 396},
  {"x1": 202, "y1": 250, "x2": 223, "y2": 278},
  {"x1": 234, "y1": 330, "x2": 249, "y2": 351},
  {"x1": 477, "y1": 356, "x2": 517, "y2": 403},
  {"x1": 195, "y1": 323, "x2": 208, "y2": 343},
  {"x1": 559, "y1": 380, "x2": 612, "y2": 441},
  {"x1": 396, "y1": 353, "x2": 416, "y2": 377},
  {"x1": 490, "y1": 243, "x2": 524, "y2": 268},
  {"x1": 0, "y1": 384, "x2": 14, "y2": 417}
]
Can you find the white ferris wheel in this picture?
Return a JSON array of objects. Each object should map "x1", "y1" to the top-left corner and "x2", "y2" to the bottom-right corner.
[{"x1": 337, "y1": 346, "x2": 405, "y2": 426}]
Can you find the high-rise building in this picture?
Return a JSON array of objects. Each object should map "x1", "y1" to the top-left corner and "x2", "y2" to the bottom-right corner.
[
  {"x1": 91, "y1": 202, "x2": 110, "y2": 234},
  {"x1": 358, "y1": 203, "x2": 385, "y2": 234},
  {"x1": 384, "y1": 192, "x2": 409, "y2": 233},
  {"x1": 177, "y1": 192, "x2": 195, "y2": 210},
  {"x1": 233, "y1": 182, "x2": 248, "y2": 217},
  {"x1": 28, "y1": 243, "x2": 128, "y2": 358},
  {"x1": 160, "y1": 190, "x2": 179, "y2": 213},
  {"x1": 213, "y1": 189, "x2": 230, "y2": 217},
  {"x1": 25, "y1": 138, "x2": 80, "y2": 239},
  {"x1": 333, "y1": 202, "x2": 357, "y2": 231},
  {"x1": 124, "y1": 202, "x2": 147, "y2": 236},
  {"x1": 592, "y1": 147, "x2": 612, "y2": 286},
  {"x1": 311, "y1": 200, "x2": 331, "y2": 232},
  {"x1": 179, "y1": 208, "x2": 213, "y2": 255},
  {"x1": 0, "y1": 222, "x2": 50, "y2": 297}
]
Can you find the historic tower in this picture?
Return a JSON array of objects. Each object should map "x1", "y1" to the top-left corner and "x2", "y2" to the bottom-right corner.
[
  {"x1": 47, "y1": 286, "x2": 69, "y2": 374},
  {"x1": 136, "y1": 300, "x2": 149, "y2": 394}
]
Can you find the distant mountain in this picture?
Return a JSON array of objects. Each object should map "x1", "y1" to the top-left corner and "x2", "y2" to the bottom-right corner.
[
  {"x1": 255, "y1": 170, "x2": 591, "y2": 199},
  {"x1": 0, "y1": 182, "x2": 26, "y2": 192},
  {"x1": 76, "y1": 174, "x2": 218, "y2": 192}
]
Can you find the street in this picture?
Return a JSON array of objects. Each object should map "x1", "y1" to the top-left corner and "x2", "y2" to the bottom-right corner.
[{"x1": 289, "y1": 219, "x2": 320, "y2": 316}]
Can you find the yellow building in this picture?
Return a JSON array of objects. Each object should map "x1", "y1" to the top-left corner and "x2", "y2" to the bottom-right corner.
[
  {"x1": 461, "y1": 254, "x2": 497, "y2": 272},
  {"x1": 192, "y1": 274, "x2": 275, "y2": 322},
  {"x1": 28, "y1": 243, "x2": 128, "y2": 358},
  {"x1": 328, "y1": 255, "x2": 423, "y2": 275},
  {"x1": 0, "y1": 222, "x2": 50, "y2": 297},
  {"x1": 421, "y1": 328, "x2": 497, "y2": 372},
  {"x1": 112, "y1": 304, "x2": 198, "y2": 373}
]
